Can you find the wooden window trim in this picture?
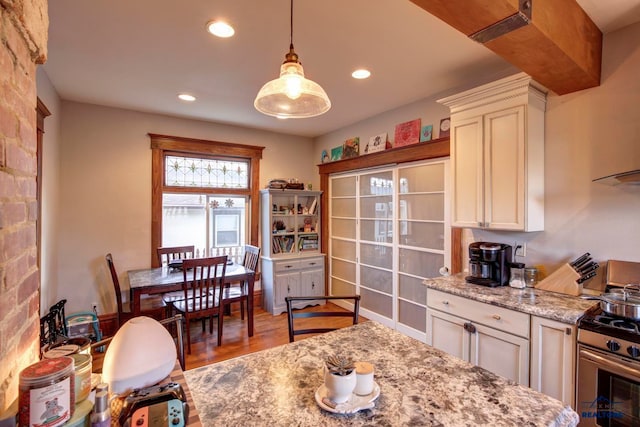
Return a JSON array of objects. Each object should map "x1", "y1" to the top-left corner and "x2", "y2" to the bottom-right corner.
[
  {"x1": 150, "y1": 133, "x2": 264, "y2": 267},
  {"x1": 36, "y1": 97, "x2": 51, "y2": 269}
]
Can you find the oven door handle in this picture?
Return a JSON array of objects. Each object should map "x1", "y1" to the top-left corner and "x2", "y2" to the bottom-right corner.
[{"x1": 580, "y1": 347, "x2": 640, "y2": 379}]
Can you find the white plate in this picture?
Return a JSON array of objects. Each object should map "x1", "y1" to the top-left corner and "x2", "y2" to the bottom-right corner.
[{"x1": 314, "y1": 382, "x2": 380, "y2": 414}]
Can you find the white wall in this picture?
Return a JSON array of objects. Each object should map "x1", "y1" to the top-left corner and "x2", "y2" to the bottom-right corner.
[
  {"x1": 35, "y1": 68, "x2": 62, "y2": 314},
  {"x1": 55, "y1": 102, "x2": 315, "y2": 313},
  {"x1": 314, "y1": 22, "x2": 640, "y2": 291}
]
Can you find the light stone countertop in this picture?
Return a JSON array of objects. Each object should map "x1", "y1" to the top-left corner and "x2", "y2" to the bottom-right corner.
[
  {"x1": 184, "y1": 321, "x2": 578, "y2": 427},
  {"x1": 423, "y1": 274, "x2": 598, "y2": 324}
]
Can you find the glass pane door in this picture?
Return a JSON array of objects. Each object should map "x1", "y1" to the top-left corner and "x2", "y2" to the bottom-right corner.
[
  {"x1": 359, "y1": 169, "x2": 394, "y2": 320},
  {"x1": 330, "y1": 175, "x2": 357, "y2": 295},
  {"x1": 396, "y1": 161, "x2": 447, "y2": 336}
]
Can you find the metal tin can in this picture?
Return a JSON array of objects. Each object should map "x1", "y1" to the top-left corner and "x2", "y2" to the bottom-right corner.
[
  {"x1": 71, "y1": 353, "x2": 92, "y2": 403},
  {"x1": 19, "y1": 356, "x2": 75, "y2": 427}
]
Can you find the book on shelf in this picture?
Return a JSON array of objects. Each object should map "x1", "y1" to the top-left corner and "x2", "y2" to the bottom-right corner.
[
  {"x1": 297, "y1": 234, "x2": 319, "y2": 251},
  {"x1": 272, "y1": 235, "x2": 295, "y2": 254}
]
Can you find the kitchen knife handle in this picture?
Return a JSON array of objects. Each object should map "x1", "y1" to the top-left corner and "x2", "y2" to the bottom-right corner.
[{"x1": 570, "y1": 252, "x2": 590, "y2": 267}]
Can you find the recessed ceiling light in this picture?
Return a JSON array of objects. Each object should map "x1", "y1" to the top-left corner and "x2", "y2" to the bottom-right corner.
[
  {"x1": 352, "y1": 69, "x2": 371, "y2": 79},
  {"x1": 178, "y1": 94, "x2": 196, "y2": 102},
  {"x1": 206, "y1": 20, "x2": 235, "y2": 38}
]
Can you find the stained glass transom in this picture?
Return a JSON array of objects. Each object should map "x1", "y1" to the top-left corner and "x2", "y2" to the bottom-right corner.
[{"x1": 165, "y1": 155, "x2": 249, "y2": 188}]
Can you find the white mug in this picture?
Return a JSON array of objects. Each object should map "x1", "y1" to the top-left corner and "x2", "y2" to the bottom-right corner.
[{"x1": 353, "y1": 361, "x2": 374, "y2": 396}]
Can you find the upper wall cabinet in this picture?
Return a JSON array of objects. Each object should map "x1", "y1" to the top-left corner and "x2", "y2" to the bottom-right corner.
[{"x1": 438, "y1": 73, "x2": 547, "y2": 232}]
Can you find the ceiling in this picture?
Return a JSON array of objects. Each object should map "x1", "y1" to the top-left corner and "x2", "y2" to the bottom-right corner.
[{"x1": 43, "y1": 0, "x2": 640, "y2": 138}]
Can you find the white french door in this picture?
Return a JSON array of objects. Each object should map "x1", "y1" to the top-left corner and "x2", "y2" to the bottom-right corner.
[{"x1": 329, "y1": 159, "x2": 450, "y2": 341}]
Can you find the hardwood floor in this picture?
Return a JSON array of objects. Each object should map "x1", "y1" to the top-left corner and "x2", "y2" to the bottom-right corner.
[{"x1": 185, "y1": 302, "x2": 366, "y2": 370}]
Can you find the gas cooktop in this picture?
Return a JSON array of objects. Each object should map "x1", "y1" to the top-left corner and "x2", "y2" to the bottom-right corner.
[{"x1": 579, "y1": 308, "x2": 640, "y2": 343}]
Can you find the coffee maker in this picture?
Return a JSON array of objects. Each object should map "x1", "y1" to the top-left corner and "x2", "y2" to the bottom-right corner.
[{"x1": 466, "y1": 242, "x2": 512, "y2": 287}]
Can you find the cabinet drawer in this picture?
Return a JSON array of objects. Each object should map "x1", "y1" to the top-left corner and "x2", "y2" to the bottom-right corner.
[
  {"x1": 427, "y1": 289, "x2": 529, "y2": 338},
  {"x1": 274, "y1": 260, "x2": 301, "y2": 272},
  {"x1": 300, "y1": 257, "x2": 323, "y2": 269}
]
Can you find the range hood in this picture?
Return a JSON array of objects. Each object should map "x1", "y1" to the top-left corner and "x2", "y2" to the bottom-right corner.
[{"x1": 593, "y1": 169, "x2": 640, "y2": 185}]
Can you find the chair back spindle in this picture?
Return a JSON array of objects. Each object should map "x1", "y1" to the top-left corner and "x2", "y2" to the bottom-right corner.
[{"x1": 157, "y1": 245, "x2": 195, "y2": 267}]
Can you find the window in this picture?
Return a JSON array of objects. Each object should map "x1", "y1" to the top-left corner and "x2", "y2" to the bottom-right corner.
[{"x1": 150, "y1": 134, "x2": 264, "y2": 267}]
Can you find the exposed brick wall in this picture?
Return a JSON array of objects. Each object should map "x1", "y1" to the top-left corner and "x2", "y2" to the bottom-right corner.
[{"x1": 0, "y1": 0, "x2": 48, "y2": 413}]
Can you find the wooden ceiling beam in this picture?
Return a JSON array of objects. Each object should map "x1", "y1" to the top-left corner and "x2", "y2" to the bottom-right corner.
[{"x1": 410, "y1": 0, "x2": 602, "y2": 95}]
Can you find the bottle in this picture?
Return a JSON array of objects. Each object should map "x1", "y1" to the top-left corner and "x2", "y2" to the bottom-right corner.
[
  {"x1": 509, "y1": 262, "x2": 526, "y2": 289},
  {"x1": 91, "y1": 383, "x2": 111, "y2": 427}
]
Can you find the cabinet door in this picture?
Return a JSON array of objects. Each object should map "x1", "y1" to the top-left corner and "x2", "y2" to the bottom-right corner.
[
  {"x1": 530, "y1": 316, "x2": 575, "y2": 406},
  {"x1": 274, "y1": 271, "x2": 300, "y2": 314},
  {"x1": 483, "y1": 106, "x2": 526, "y2": 230},
  {"x1": 450, "y1": 115, "x2": 484, "y2": 228},
  {"x1": 427, "y1": 309, "x2": 469, "y2": 361},
  {"x1": 300, "y1": 268, "x2": 324, "y2": 298},
  {"x1": 469, "y1": 322, "x2": 530, "y2": 386}
]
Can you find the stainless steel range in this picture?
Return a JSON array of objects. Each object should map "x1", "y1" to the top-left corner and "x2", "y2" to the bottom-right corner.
[{"x1": 576, "y1": 260, "x2": 640, "y2": 427}]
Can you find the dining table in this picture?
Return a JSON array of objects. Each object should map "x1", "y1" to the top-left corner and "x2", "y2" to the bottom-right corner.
[
  {"x1": 183, "y1": 320, "x2": 579, "y2": 427},
  {"x1": 127, "y1": 262, "x2": 256, "y2": 337}
]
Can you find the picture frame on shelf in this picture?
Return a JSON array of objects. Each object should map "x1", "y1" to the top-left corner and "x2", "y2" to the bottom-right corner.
[
  {"x1": 439, "y1": 117, "x2": 451, "y2": 138},
  {"x1": 342, "y1": 137, "x2": 360, "y2": 159},
  {"x1": 330, "y1": 145, "x2": 343, "y2": 161},
  {"x1": 394, "y1": 118, "x2": 421, "y2": 147},
  {"x1": 364, "y1": 133, "x2": 387, "y2": 154},
  {"x1": 321, "y1": 149, "x2": 329, "y2": 163},
  {"x1": 420, "y1": 124, "x2": 433, "y2": 142}
]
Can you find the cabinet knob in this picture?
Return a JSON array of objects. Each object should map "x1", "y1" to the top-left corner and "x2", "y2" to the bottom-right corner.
[
  {"x1": 312, "y1": 282, "x2": 315, "y2": 289},
  {"x1": 492, "y1": 314, "x2": 501, "y2": 320},
  {"x1": 463, "y1": 322, "x2": 477, "y2": 334},
  {"x1": 287, "y1": 285, "x2": 291, "y2": 293},
  {"x1": 309, "y1": 262, "x2": 316, "y2": 266},
  {"x1": 442, "y1": 301, "x2": 449, "y2": 306},
  {"x1": 285, "y1": 265, "x2": 292, "y2": 269}
]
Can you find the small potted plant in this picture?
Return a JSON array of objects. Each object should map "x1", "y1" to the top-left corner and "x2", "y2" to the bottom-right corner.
[{"x1": 324, "y1": 355, "x2": 356, "y2": 403}]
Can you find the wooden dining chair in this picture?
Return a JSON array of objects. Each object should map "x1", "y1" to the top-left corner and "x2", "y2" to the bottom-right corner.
[
  {"x1": 105, "y1": 253, "x2": 167, "y2": 329},
  {"x1": 222, "y1": 245, "x2": 260, "y2": 320},
  {"x1": 156, "y1": 245, "x2": 195, "y2": 267},
  {"x1": 285, "y1": 295, "x2": 361, "y2": 342},
  {"x1": 171, "y1": 256, "x2": 227, "y2": 354}
]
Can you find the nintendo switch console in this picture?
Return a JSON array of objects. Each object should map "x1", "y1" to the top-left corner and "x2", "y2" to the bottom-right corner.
[{"x1": 120, "y1": 382, "x2": 188, "y2": 427}]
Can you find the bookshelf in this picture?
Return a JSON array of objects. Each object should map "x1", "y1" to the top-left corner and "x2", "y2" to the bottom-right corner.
[{"x1": 260, "y1": 189, "x2": 325, "y2": 314}]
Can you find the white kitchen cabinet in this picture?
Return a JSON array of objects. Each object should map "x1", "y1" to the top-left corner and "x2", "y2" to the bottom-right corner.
[
  {"x1": 439, "y1": 72, "x2": 547, "y2": 231},
  {"x1": 263, "y1": 256, "x2": 325, "y2": 315},
  {"x1": 428, "y1": 308, "x2": 468, "y2": 360},
  {"x1": 427, "y1": 289, "x2": 530, "y2": 385},
  {"x1": 530, "y1": 315, "x2": 576, "y2": 407}
]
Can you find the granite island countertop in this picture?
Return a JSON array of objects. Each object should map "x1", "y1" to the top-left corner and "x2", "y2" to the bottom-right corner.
[
  {"x1": 423, "y1": 274, "x2": 598, "y2": 324},
  {"x1": 184, "y1": 321, "x2": 578, "y2": 427}
]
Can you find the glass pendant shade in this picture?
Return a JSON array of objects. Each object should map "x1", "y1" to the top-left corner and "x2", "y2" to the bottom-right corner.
[{"x1": 254, "y1": 58, "x2": 331, "y2": 118}]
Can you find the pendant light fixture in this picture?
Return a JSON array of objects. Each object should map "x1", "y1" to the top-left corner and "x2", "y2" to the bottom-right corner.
[{"x1": 254, "y1": 0, "x2": 331, "y2": 119}]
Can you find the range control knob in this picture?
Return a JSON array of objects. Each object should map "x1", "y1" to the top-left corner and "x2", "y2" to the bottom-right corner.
[
  {"x1": 628, "y1": 346, "x2": 640, "y2": 358},
  {"x1": 606, "y1": 340, "x2": 621, "y2": 352}
]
